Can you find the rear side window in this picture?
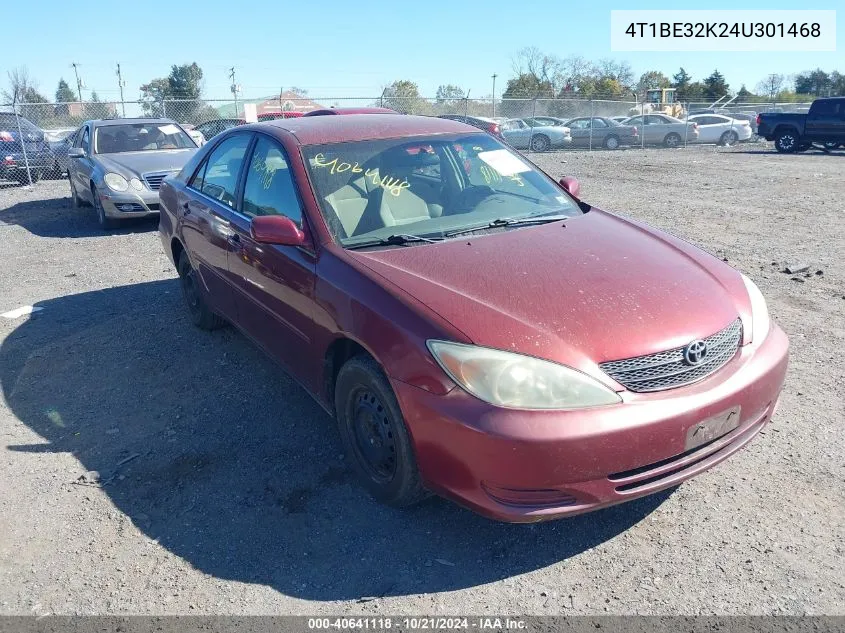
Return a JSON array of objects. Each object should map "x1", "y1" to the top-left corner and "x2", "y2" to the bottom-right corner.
[
  {"x1": 193, "y1": 134, "x2": 251, "y2": 208},
  {"x1": 811, "y1": 100, "x2": 841, "y2": 117},
  {"x1": 241, "y1": 136, "x2": 302, "y2": 223}
]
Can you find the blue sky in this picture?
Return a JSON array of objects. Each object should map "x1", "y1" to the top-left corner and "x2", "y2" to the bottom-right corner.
[{"x1": 5, "y1": 0, "x2": 842, "y2": 102}]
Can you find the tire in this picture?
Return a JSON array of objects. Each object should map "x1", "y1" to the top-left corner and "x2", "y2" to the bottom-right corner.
[
  {"x1": 529, "y1": 134, "x2": 550, "y2": 152},
  {"x1": 720, "y1": 131, "x2": 739, "y2": 146},
  {"x1": 663, "y1": 133, "x2": 682, "y2": 148},
  {"x1": 774, "y1": 130, "x2": 799, "y2": 153},
  {"x1": 69, "y1": 176, "x2": 82, "y2": 208},
  {"x1": 603, "y1": 135, "x2": 620, "y2": 150},
  {"x1": 177, "y1": 251, "x2": 227, "y2": 331},
  {"x1": 15, "y1": 167, "x2": 41, "y2": 185},
  {"x1": 91, "y1": 185, "x2": 116, "y2": 229},
  {"x1": 334, "y1": 355, "x2": 427, "y2": 508}
]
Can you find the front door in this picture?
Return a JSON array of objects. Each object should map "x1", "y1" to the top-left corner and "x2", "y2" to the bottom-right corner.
[
  {"x1": 226, "y1": 134, "x2": 318, "y2": 384},
  {"x1": 70, "y1": 125, "x2": 94, "y2": 202},
  {"x1": 180, "y1": 132, "x2": 253, "y2": 321},
  {"x1": 805, "y1": 100, "x2": 844, "y2": 142}
]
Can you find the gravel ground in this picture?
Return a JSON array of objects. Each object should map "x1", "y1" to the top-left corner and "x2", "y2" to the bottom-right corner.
[{"x1": 0, "y1": 144, "x2": 842, "y2": 616}]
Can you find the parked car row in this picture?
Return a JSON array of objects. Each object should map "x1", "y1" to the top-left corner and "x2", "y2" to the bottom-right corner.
[{"x1": 5, "y1": 108, "x2": 791, "y2": 524}]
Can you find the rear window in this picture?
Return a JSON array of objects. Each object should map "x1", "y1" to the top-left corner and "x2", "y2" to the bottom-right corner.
[{"x1": 0, "y1": 114, "x2": 41, "y2": 135}]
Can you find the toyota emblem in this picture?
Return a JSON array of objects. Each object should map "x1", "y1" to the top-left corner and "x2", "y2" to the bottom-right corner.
[{"x1": 683, "y1": 340, "x2": 708, "y2": 365}]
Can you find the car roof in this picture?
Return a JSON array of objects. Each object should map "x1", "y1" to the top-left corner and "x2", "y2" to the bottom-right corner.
[
  {"x1": 89, "y1": 118, "x2": 176, "y2": 127},
  {"x1": 254, "y1": 114, "x2": 479, "y2": 145},
  {"x1": 303, "y1": 107, "x2": 397, "y2": 116}
]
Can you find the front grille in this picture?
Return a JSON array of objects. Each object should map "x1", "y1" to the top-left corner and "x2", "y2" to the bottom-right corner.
[
  {"x1": 599, "y1": 319, "x2": 742, "y2": 392},
  {"x1": 142, "y1": 171, "x2": 174, "y2": 191}
]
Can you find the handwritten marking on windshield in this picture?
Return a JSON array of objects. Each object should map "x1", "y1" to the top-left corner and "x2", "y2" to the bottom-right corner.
[{"x1": 313, "y1": 153, "x2": 410, "y2": 197}]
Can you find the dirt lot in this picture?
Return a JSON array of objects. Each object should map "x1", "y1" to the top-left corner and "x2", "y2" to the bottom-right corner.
[{"x1": 0, "y1": 144, "x2": 842, "y2": 616}]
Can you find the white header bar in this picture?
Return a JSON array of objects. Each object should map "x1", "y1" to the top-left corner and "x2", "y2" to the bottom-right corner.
[{"x1": 611, "y1": 10, "x2": 836, "y2": 52}]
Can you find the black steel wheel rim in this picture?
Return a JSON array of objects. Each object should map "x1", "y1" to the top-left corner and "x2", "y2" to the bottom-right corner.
[
  {"x1": 180, "y1": 266, "x2": 202, "y2": 316},
  {"x1": 350, "y1": 388, "x2": 396, "y2": 482}
]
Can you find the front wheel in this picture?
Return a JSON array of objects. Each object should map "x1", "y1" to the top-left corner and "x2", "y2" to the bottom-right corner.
[
  {"x1": 92, "y1": 185, "x2": 116, "y2": 229},
  {"x1": 335, "y1": 356, "x2": 427, "y2": 507},
  {"x1": 663, "y1": 133, "x2": 682, "y2": 148},
  {"x1": 603, "y1": 135, "x2": 620, "y2": 150},
  {"x1": 529, "y1": 134, "x2": 550, "y2": 152},
  {"x1": 774, "y1": 131, "x2": 798, "y2": 153},
  {"x1": 177, "y1": 251, "x2": 227, "y2": 330}
]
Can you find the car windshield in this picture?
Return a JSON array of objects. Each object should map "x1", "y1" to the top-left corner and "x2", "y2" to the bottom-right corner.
[
  {"x1": 94, "y1": 123, "x2": 194, "y2": 154},
  {"x1": 302, "y1": 133, "x2": 582, "y2": 247}
]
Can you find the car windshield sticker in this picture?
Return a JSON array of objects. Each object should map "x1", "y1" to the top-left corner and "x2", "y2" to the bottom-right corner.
[
  {"x1": 477, "y1": 149, "x2": 531, "y2": 176},
  {"x1": 158, "y1": 124, "x2": 181, "y2": 136},
  {"x1": 479, "y1": 165, "x2": 525, "y2": 188}
]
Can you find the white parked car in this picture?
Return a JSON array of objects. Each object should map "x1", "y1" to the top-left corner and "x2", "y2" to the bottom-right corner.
[
  {"x1": 686, "y1": 114, "x2": 753, "y2": 145},
  {"x1": 500, "y1": 118, "x2": 571, "y2": 152}
]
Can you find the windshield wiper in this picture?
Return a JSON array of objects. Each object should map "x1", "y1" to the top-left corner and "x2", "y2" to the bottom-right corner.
[
  {"x1": 345, "y1": 233, "x2": 443, "y2": 250},
  {"x1": 445, "y1": 215, "x2": 569, "y2": 238}
]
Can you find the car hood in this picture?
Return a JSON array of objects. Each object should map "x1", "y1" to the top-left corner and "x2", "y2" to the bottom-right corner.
[
  {"x1": 95, "y1": 149, "x2": 196, "y2": 177},
  {"x1": 349, "y1": 210, "x2": 749, "y2": 384}
]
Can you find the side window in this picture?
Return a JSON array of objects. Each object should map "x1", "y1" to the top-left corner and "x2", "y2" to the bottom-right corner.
[
  {"x1": 810, "y1": 100, "x2": 836, "y2": 117},
  {"x1": 80, "y1": 127, "x2": 90, "y2": 152},
  {"x1": 591, "y1": 118, "x2": 608, "y2": 128},
  {"x1": 241, "y1": 136, "x2": 302, "y2": 223},
  {"x1": 628, "y1": 116, "x2": 643, "y2": 125},
  {"x1": 197, "y1": 134, "x2": 251, "y2": 208}
]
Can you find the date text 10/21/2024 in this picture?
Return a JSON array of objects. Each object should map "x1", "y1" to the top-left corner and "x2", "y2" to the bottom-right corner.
[{"x1": 307, "y1": 617, "x2": 527, "y2": 630}]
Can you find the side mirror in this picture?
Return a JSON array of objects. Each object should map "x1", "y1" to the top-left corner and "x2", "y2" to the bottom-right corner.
[
  {"x1": 68, "y1": 147, "x2": 85, "y2": 159},
  {"x1": 559, "y1": 176, "x2": 581, "y2": 198},
  {"x1": 251, "y1": 215, "x2": 306, "y2": 246}
]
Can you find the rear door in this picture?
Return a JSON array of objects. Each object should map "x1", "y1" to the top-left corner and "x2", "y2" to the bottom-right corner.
[
  {"x1": 225, "y1": 134, "x2": 318, "y2": 382},
  {"x1": 179, "y1": 132, "x2": 253, "y2": 321},
  {"x1": 566, "y1": 118, "x2": 590, "y2": 145}
]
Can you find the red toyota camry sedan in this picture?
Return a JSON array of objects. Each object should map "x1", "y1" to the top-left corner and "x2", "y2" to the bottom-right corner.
[{"x1": 158, "y1": 114, "x2": 788, "y2": 522}]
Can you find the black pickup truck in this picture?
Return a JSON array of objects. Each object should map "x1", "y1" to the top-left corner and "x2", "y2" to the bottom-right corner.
[{"x1": 757, "y1": 97, "x2": 845, "y2": 153}]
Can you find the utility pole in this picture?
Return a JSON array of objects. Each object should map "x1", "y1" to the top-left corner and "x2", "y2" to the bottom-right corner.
[
  {"x1": 491, "y1": 74, "x2": 497, "y2": 118},
  {"x1": 71, "y1": 63, "x2": 83, "y2": 101},
  {"x1": 116, "y1": 63, "x2": 126, "y2": 117},
  {"x1": 229, "y1": 67, "x2": 239, "y2": 117}
]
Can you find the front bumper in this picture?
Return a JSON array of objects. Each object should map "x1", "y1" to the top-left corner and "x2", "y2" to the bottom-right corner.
[
  {"x1": 393, "y1": 324, "x2": 789, "y2": 522},
  {"x1": 99, "y1": 188, "x2": 161, "y2": 219}
]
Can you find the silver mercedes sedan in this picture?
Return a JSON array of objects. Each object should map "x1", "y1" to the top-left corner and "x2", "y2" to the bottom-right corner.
[{"x1": 67, "y1": 118, "x2": 198, "y2": 229}]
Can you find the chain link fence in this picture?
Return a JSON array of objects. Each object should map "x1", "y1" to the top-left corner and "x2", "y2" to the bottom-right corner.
[{"x1": 0, "y1": 94, "x2": 816, "y2": 185}]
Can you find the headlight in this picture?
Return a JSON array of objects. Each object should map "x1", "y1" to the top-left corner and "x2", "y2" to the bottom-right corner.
[
  {"x1": 741, "y1": 273, "x2": 770, "y2": 343},
  {"x1": 129, "y1": 177, "x2": 144, "y2": 191},
  {"x1": 427, "y1": 341, "x2": 621, "y2": 410},
  {"x1": 104, "y1": 172, "x2": 129, "y2": 192}
]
